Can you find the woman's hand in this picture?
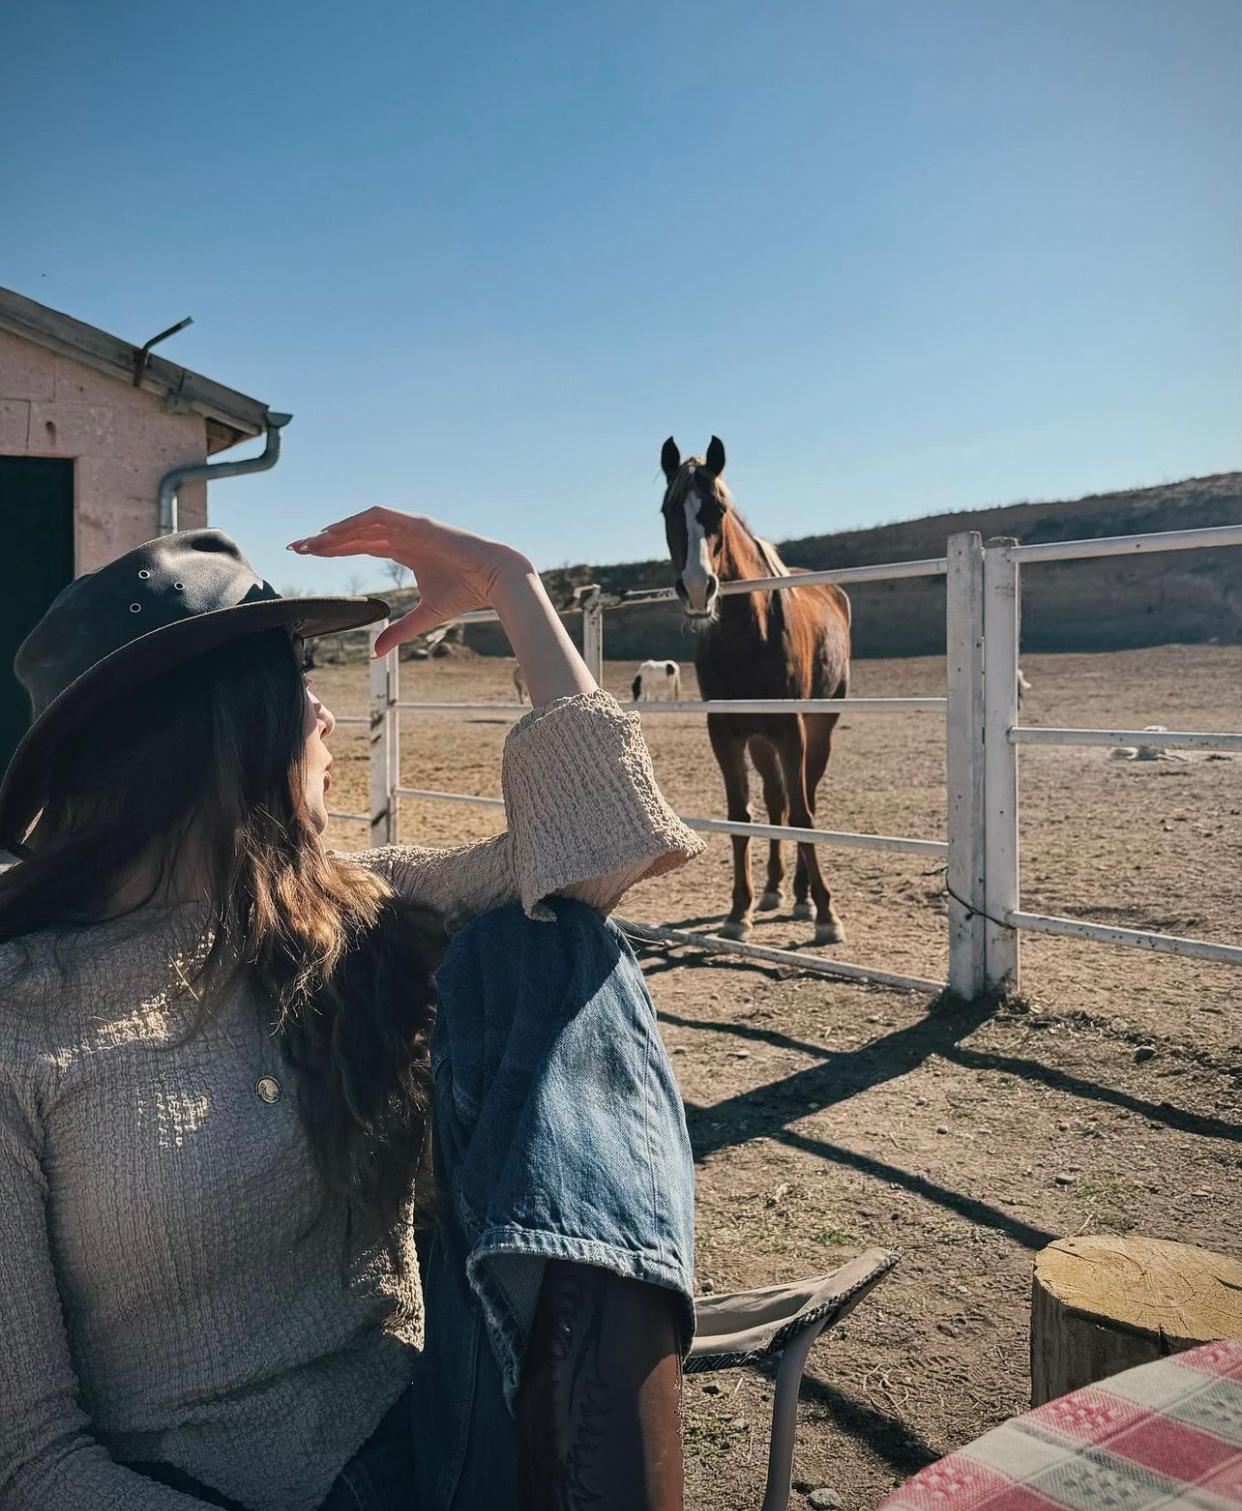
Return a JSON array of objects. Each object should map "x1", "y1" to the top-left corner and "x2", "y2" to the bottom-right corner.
[
  {"x1": 288, "y1": 508, "x2": 529, "y2": 658},
  {"x1": 288, "y1": 507, "x2": 595, "y2": 701}
]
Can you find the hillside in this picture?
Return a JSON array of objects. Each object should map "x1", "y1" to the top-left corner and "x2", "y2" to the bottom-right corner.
[{"x1": 460, "y1": 471, "x2": 1242, "y2": 660}]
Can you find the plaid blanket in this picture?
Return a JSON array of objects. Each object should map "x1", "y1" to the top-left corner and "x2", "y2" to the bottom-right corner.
[{"x1": 880, "y1": 1335, "x2": 1242, "y2": 1509}]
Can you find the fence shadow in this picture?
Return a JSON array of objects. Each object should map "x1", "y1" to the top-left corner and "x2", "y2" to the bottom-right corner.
[
  {"x1": 635, "y1": 948, "x2": 799, "y2": 984},
  {"x1": 944, "y1": 1043, "x2": 1242, "y2": 1144},
  {"x1": 669, "y1": 999, "x2": 997, "y2": 1141},
  {"x1": 660, "y1": 1006, "x2": 1242, "y2": 1148},
  {"x1": 774, "y1": 1126, "x2": 1057, "y2": 1250},
  {"x1": 671, "y1": 999, "x2": 1062, "y2": 1250}
]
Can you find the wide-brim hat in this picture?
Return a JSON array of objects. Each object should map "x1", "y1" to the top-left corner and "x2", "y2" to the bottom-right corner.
[{"x1": 0, "y1": 528, "x2": 389, "y2": 854}]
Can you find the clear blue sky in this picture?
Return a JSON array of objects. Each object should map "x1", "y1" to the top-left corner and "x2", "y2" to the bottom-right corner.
[{"x1": 4, "y1": 0, "x2": 1239, "y2": 594}]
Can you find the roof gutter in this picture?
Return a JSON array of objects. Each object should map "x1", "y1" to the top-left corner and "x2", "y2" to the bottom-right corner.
[{"x1": 158, "y1": 411, "x2": 293, "y2": 533}]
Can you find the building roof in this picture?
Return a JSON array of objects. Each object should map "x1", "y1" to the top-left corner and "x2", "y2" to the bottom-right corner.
[{"x1": 0, "y1": 286, "x2": 272, "y2": 454}]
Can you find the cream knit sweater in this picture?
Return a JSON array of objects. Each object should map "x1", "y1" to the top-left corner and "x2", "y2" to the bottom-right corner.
[{"x1": 0, "y1": 692, "x2": 703, "y2": 1511}]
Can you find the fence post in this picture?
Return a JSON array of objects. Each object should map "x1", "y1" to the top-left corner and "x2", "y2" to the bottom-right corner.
[
  {"x1": 983, "y1": 539, "x2": 1021, "y2": 991},
  {"x1": 946, "y1": 531, "x2": 986, "y2": 1000},
  {"x1": 368, "y1": 628, "x2": 396, "y2": 845},
  {"x1": 581, "y1": 585, "x2": 605, "y2": 684},
  {"x1": 387, "y1": 646, "x2": 400, "y2": 837}
]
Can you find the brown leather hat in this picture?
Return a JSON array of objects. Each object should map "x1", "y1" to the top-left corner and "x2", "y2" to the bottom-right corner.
[{"x1": 0, "y1": 528, "x2": 388, "y2": 854}]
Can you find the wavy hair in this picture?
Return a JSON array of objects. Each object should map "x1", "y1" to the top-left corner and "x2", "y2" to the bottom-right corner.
[{"x1": 0, "y1": 626, "x2": 441, "y2": 1275}]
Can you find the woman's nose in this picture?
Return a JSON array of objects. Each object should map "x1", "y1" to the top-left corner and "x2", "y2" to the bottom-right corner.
[{"x1": 319, "y1": 701, "x2": 337, "y2": 737}]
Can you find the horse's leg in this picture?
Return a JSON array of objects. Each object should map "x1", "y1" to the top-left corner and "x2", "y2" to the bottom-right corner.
[
  {"x1": 749, "y1": 738, "x2": 788, "y2": 911},
  {"x1": 791, "y1": 841, "x2": 812, "y2": 917},
  {"x1": 804, "y1": 713, "x2": 836, "y2": 795},
  {"x1": 773, "y1": 720, "x2": 845, "y2": 946},
  {"x1": 792, "y1": 852, "x2": 810, "y2": 919},
  {"x1": 708, "y1": 719, "x2": 753, "y2": 939},
  {"x1": 793, "y1": 713, "x2": 836, "y2": 920}
]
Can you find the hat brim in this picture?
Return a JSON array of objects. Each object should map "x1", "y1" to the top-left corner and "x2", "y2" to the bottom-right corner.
[{"x1": 0, "y1": 593, "x2": 390, "y2": 853}]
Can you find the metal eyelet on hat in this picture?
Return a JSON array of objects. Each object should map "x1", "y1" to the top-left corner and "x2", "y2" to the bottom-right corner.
[
  {"x1": 256, "y1": 1075, "x2": 281, "y2": 1104},
  {"x1": 129, "y1": 603, "x2": 142, "y2": 613},
  {"x1": 173, "y1": 582, "x2": 184, "y2": 591},
  {"x1": 138, "y1": 569, "x2": 151, "y2": 579}
]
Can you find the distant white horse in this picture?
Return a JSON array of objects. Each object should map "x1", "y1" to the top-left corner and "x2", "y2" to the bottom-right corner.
[
  {"x1": 512, "y1": 664, "x2": 527, "y2": 703},
  {"x1": 1017, "y1": 667, "x2": 1032, "y2": 707},
  {"x1": 630, "y1": 660, "x2": 682, "y2": 702}
]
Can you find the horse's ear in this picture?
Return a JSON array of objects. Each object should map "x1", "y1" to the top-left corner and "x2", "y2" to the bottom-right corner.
[
  {"x1": 703, "y1": 435, "x2": 726, "y2": 478},
  {"x1": 660, "y1": 437, "x2": 681, "y2": 483}
]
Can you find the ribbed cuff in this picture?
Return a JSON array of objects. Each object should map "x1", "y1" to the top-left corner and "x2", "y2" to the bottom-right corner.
[{"x1": 501, "y1": 691, "x2": 704, "y2": 920}]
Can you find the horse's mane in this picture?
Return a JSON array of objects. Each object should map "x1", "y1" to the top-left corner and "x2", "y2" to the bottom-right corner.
[{"x1": 752, "y1": 537, "x2": 789, "y2": 578}]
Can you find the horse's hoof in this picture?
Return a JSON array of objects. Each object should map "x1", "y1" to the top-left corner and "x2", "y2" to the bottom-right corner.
[
  {"x1": 758, "y1": 890, "x2": 784, "y2": 912},
  {"x1": 815, "y1": 915, "x2": 846, "y2": 946},
  {"x1": 719, "y1": 919, "x2": 752, "y2": 941},
  {"x1": 792, "y1": 901, "x2": 814, "y2": 922}
]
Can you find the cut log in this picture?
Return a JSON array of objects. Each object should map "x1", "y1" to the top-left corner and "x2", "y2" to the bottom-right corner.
[{"x1": 1031, "y1": 1234, "x2": 1242, "y2": 1406}]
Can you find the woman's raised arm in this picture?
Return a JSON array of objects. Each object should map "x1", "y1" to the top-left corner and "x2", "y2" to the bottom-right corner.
[
  {"x1": 302, "y1": 507, "x2": 704, "y2": 924},
  {"x1": 288, "y1": 508, "x2": 594, "y2": 705}
]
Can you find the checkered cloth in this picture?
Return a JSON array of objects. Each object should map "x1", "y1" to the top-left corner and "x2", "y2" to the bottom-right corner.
[{"x1": 879, "y1": 1335, "x2": 1242, "y2": 1509}]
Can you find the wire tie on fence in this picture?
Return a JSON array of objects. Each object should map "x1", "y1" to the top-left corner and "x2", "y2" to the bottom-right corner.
[{"x1": 944, "y1": 882, "x2": 1012, "y2": 933}]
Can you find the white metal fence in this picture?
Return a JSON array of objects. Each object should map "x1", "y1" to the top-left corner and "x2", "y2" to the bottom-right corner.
[
  {"x1": 329, "y1": 522, "x2": 1242, "y2": 1000},
  {"x1": 981, "y1": 521, "x2": 1242, "y2": 991}
]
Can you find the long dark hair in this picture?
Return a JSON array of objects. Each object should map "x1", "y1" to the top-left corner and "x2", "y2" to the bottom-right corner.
[{"x1": 0, "y1": 626, "x2": 441, "y2": 1274}]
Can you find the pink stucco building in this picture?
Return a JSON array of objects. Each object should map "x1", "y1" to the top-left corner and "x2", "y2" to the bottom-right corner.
[{"x1": 0, "y1": 286, "x2": 285, "y2": 770}]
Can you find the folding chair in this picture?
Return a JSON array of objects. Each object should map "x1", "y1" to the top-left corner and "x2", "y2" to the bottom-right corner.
[{"x1": 687, "y1": 1248, "x2": 900, "y2": 1511}]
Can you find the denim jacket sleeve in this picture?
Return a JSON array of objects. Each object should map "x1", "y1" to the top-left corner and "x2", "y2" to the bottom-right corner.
[{"x1": 343, "y1": 690, "x2": 704, "y2": 925}]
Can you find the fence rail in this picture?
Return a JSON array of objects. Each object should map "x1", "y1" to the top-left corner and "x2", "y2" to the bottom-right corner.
[
  {"x1": 615, "y1": 554, "x2": 949, "y2": 606},
  {"x1": 1008, "y1": 911, "x2": 1242, "y2": 967},
  {"x1": 614, "y1": 917, "x2": 945, "y2": 996},
  {"x1": 1006, "y1": 522, "x2": 1242, "y2": 564},
  {"x1": 1010, "y1": 727, "x2": 1242, "y2": 752},
  {"x1": 338, "y1": 519, "x2": 1239, "y2": 1000},
  {"x1": 393, "y1": 697, "x2": 946, "y2": 717}
]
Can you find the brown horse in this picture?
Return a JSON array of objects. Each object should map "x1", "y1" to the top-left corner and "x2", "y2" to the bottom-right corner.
[{"x1": 659, "y1": 436, "x2": 852, "y2": 945}]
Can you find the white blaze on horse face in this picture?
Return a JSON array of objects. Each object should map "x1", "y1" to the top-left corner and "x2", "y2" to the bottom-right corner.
[{"x1": 681, "y1": 496, "x2": 716, "y2": 613}]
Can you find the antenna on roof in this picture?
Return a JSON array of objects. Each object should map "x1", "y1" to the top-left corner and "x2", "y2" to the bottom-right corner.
[{"x1": 132, "y1": 315, "x2": 193, "y2": 386}]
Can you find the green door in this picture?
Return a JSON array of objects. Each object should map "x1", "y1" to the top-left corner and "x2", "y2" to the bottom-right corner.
[{"x1": 0, "y1": 458, "x2": 75, "y2": 777}]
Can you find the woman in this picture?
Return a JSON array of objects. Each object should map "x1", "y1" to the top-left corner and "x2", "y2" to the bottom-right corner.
[{"x1": 0, "y1": 511, "x2": 704, "y2": 1511}]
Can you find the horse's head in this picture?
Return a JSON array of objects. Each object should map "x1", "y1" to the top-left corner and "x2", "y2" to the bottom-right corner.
[{"x1": 659, "y1": 435, "x2": 729, "y2": 619}]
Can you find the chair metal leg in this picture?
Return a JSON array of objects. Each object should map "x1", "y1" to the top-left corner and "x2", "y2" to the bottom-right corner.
[{"x1": 760, "y1": 1318, "x2": 831, "y2": 1511}]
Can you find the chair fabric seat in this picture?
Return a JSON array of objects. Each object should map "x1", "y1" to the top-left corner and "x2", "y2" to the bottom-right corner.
[{"x1": 687, "y1": 1248, "x2": 899, "y2": 1374}]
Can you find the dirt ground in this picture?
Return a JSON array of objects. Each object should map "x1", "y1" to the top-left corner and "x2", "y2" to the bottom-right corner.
[{"x1": 318, "y1": 644, "x2": 1242, "y2": 1511}]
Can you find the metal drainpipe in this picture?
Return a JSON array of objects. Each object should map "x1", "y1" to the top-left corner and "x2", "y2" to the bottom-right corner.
[{"x1": 158, "y1": 411, "x2": 293, "y2": 533}]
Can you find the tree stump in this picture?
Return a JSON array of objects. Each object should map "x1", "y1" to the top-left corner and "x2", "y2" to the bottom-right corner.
[{"x1": 1031, "y1": 1235, "x2": 1242, "y2": 1405}]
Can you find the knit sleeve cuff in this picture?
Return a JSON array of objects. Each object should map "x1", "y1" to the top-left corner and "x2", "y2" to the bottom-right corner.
[{"x1": 501, "y1": 690, "x2": 704, "y2": 920}]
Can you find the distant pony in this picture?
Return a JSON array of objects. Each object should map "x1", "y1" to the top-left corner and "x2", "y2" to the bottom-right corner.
[
  {"x1": 659, "y1": 436, "x2": 852, "y2": 944},
  {"x1": 630, "y1": 660, "x2": 682, "y2": 702}
]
